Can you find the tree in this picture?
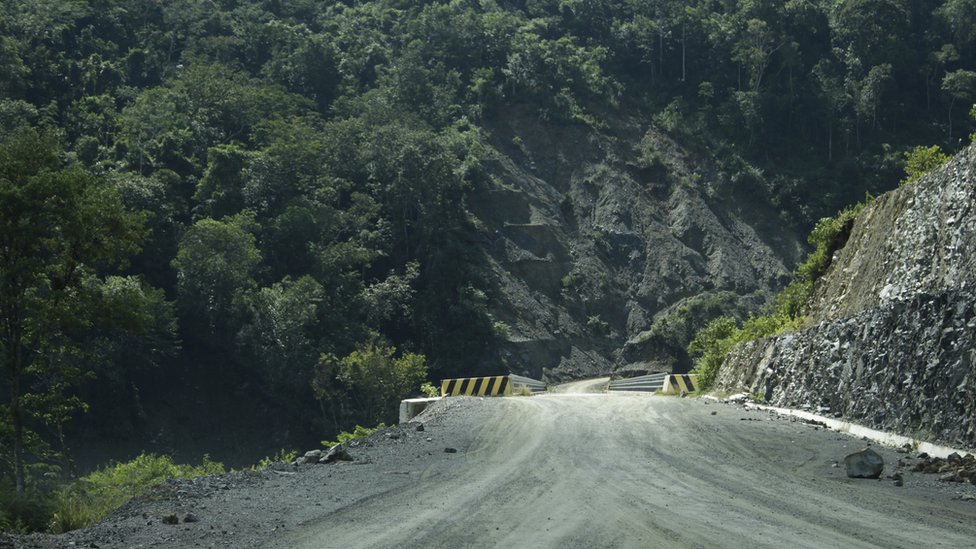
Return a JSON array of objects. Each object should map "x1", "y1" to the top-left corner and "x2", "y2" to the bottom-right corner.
[
  {"x1": 732, "y1": 18, "x2": 785, "y2": 93},
  {"x1": 942, "y1": 69, "x2": 976, "y2": 138},
  {"x1": 333, "y1": 340, "x2": 427, "y2": 424},
  {"x1": 193, "y1": 144, "x2": 249, "y2": 219},
  {"x1": 237, "y1": 275, "x2": 324, "y2": 396},
  {"x1": 0, "y1": 128, "x2": 143, "y2": 493},
  {"x1": 855, "y1": 64, "x2": 892, "y2": 131},
  {"x1": 935, "y1": 0, "x2": 976, "y2": 58},
  {"x1": 171, "y1": 213, "x2": 260, "y2": 345}
]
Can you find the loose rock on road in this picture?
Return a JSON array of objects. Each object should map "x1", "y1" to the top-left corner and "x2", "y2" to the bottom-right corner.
[{"x1": 275, "y1": 387, "x2": 976, "y2": 549}]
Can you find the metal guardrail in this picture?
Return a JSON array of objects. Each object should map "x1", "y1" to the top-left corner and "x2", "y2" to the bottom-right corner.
[
  {"x1": 509, "y1": 374, "x2": 547, "y2": 394},
  {"x1": 607, "y1": 373, "x2": 668, "y2": 392}
]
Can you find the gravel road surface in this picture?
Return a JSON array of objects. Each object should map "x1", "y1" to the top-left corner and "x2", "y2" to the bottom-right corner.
[{"x1": 7, "y1": 386, "x2": 976, "y2": 549}]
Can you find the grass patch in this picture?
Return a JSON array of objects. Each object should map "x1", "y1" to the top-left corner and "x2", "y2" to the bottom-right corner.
[
  {"x1": 321, "y1": 423, "x2": 386, "y2": 448},
  {"x1": 251, "y1": 449, "x2": 298, "y2": 472},
  {"x1": 48, "y1": 453, "x2": 224, "y2": 533}
]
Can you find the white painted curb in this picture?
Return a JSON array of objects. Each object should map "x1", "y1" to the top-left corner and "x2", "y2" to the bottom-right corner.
[{"x1": 745, "y1": 403, "x2": 973, "y2": 459}]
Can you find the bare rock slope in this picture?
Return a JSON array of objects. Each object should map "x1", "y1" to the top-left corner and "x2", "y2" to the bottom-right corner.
[
  {"x1": 475, "y1": 110, "x2": 802, "y2": 380},
  {"x1": 717, "y1": 144, "x2": 976, "y2": 448}
]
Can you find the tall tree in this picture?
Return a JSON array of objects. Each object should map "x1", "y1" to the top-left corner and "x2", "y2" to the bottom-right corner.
[{"x1": 0, "y1": 128, "x2": 143, "y2": 492}]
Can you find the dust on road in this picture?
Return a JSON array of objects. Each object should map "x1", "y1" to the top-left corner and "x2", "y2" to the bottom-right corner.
[
  {"x1": 276, "y1": 391, "x2": 976, "y2": 549},
  {"x1": 12, "y1": 386, "x2": 976, "y2": 549}
]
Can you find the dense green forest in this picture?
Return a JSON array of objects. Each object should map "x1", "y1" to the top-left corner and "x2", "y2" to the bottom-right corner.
[{"x1": 2, "y1": 0, "x2": 975, "y2": 531}]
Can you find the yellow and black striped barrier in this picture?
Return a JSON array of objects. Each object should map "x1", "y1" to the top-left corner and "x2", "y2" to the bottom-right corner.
[
  {"x1": 441, "y1": 376, "x2": 512, "y2": 397},
  {"x1": 661, "y1": 374, "x2": 699, "y2": 394}
]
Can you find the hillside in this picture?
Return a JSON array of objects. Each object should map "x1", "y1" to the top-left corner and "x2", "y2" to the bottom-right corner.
[
  {"x1": 2, "y1": 0, "x2": 976, "y2": 524},
  {"x1": 716, "y1": 144, "x2": 976, "y2": 448},
  {"x1": 474, "y1": 107, "x2": 801, "y2": 380}
]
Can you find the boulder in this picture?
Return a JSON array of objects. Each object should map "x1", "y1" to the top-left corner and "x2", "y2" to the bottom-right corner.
[
  {"x1": 844, "y1": 448, "x2": 884, "y2": 479},
  {"x1": 321, "y1": 445, "x2": 353, "y2": 464}
]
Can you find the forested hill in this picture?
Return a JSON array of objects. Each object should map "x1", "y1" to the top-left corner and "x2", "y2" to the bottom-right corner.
[{"x1": 1, "y1": 0, "x2": 975, "y2": 483}]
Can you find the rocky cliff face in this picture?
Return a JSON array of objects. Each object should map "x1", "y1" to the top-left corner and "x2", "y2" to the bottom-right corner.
[
  {"x1": 716, "y1": 144, "x2": 976, "y2": 448},
  {"x1": 471, "y1": 108, "x2": 803, "y2": 381}
]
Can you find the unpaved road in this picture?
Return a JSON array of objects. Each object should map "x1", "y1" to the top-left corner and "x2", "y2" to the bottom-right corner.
[
  {"x1": 8, "y1": 387, "x2": 976, "y2": 549},
  {"x1": 549, "y1": 376, "x2": 609, "y2": 393},
  {"x1": 277, "y1": 393, "x2": 976, "y2": 549}
]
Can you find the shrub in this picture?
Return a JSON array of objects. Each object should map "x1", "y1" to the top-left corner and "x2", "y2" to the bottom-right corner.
[
  {"x1": 334, "y1": 341, "x2": 428, "y2": 424},
  {"x1": 420, "y1": 382, "x2": 440, "y2": 398},
  {"x1": 322, "y1": 424, "x2": 386, "y2": 448},
  {"x1": 971, "y1": 104, "x2": 976, "y2": 141},
  {"x1": 687, "y1": 198, "x2": 870, "y2": 391},
  {"x1": 901, "y1": 145, "x2": 949, "y2": 186},
  {"x1": 0, "y1": 482, "x2": 54, "y2": 534},
  {"x1": 586, "y1": 315, "x2": 610, "y2": 335},
  {"x1": 796, "y1": 200, "x2": 867, "y2": 286},
  {"x1": 48, "y1": 454, "x2": 224, "y2": 533},
  {"x1": 687, "y1": 317, "x2": 737, "y2": 391},
  {"x1": 561, "y1": 271, "x2": 582, "y2": 290},
  {"x1": 251, "y1": 449, "x2": 298, "y2": 472}
]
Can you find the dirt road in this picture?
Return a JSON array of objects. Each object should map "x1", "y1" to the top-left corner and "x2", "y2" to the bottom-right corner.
[
  {"x1": 12, "y1": 387, "x2": 976, "y2": 549},
  {"x1": 274, "y1": 391, "x2": 976, "y2": 549}
]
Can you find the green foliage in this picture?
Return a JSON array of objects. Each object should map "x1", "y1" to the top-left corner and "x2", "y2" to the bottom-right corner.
[
  {"x1": 795, "y1": 201, "x2": 869, "y2": 292},
  {"x1": 0, "y1": 127, "x2": 146, "y2": 493},
  {"x1": 901, "y1": 145, "x2": 950, "y2": 186},
  {"x1": 561, "y1": 271, "x2": 583, "y2": 290},
  {"x1": 972, "y1": 104, "x2": 976, "y2": 141},
  {"x1": 47, "y1": 454, "x2": 223, "y2": 534},
  {"x1": 687, "y1": 312, "x2": 804, "y2": 392},
  {"x1": 587, "y1": 315, "x2": 611, "y2": 336},
  {"x1": 689, "y1": 197, "x2": 872, "y2": 391},
  {"x1": 322, "y1": 424, "x2": 386, "y2": 449},
  {"x1": 420, "y1": 382, "x2": 440, "y2": 398},
  {"x1": 0, "y1": 454, "x2": 222, "y2": 535},
  {"x1": 0, "y1": 481, "x2": 55, "y2": 533},
  {"x1": 687, "y1": 317, "x2": 738, "y2": 391},
  {"x1": 322, "y1": 341, "x2": 428, "y2": 424},
  {"x1": 3, "y1": 0, "x2": 976, "y2": 506},
  {"x1": 251, "y1": 449, "x2": 298, "y2": 472},
  {"x1": 237, "y1": 276, "x2": 324, "y2": 395},
  {"x1": 171, "y1": 213, "x2": 260, "y2": 340}
]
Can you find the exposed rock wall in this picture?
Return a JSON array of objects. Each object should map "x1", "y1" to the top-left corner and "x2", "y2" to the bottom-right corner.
[
  {"x1": 716, "y1": 145, "x2": 976, "y2": 448},
  {"x1": 810, "y1": 146, "x2": 976, "y2": 322},
  {"x1": 472, "y1": 108, "x2": 802, "y2": 380}
]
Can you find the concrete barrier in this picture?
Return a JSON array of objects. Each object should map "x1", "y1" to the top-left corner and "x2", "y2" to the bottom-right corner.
[
  {"x1": 441, "y1": 376, "x2": 511, "y2": 396},
  {"x1": 440, "y1": 374, "x2": 547, "y2": 397},
  {"x1": 661, "y1": 374, "x2": 700, "y2": 394},
  {"x1": 399, "y1": 397, "x2": 441, "y2": 423}
]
